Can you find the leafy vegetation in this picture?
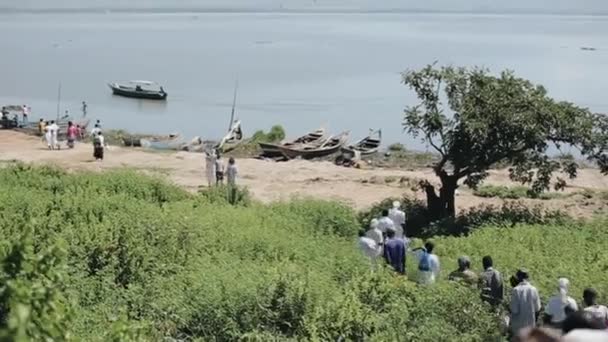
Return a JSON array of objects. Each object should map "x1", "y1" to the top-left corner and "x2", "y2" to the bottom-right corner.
[
  {"x1": 250, "y1": 125, "x2": 286, "y2": 143},
  {"x1": 0, "y1": 164, "x2": 606, "y2": 341},
  {"x1": 360, "y1": 196, "x2": 570, "y2": 238},
  {"x1": 473, "y1": 185, "x2": 567, "y2": 200},
  {"x1": 402, "y1": 64, "x2": 608, "y2": 218}
]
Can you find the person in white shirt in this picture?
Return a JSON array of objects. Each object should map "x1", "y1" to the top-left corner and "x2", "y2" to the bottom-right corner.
[
  {"x1": 388, "y1": 201, "x2": 406, "y2": 238},
  {"x1": 510, "y1": 269, "x2": 541, "y2": 336},
  {"x1": 47, "y1": 120, "x2": 59, "y2": 150},
  {"x1": 583, "y1": 288, "x2": 608, "y2": 329},
  {"x1": 365, "y1": 219, "x2": 383, "y2": 248},
  {"x1": 44, "y1": 123, "x2": 53, "y2": 150},
  {"x1": 377, "y1": 209, "x2": 395, "y2": 234},
  {"x1": 544, "y1": 278, "x2": 578, "y2": 327},
  {"x1": 90, "y1": 124, "x2": 101, "y2": 137},
  {"x1": 358, "y1": 230, "x2": 381, "y2": 269},
  {"x1": 93, "y1": 131, "x2": 105, "y2": 161},
  {"x1": 411, "y1": 241, "x2": 440, "y2": 285}
]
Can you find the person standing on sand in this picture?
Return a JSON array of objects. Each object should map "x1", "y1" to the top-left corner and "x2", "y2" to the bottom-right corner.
[
  {"x1": 46, "y1": 120, "x2": 59, "y2": 150},
  {"x1": 215, "y1": 151, "x2": 225, "y2": 185},
  {"x1": 93, "y1": 131, "x2": 105, "y2": 161},
  {"x1": 66, "y1": 121, "x2": 78, "y2": 149},
  {"x1": 510, "y1": 269, "x2": 541, "y2": 337},
  {"x1": 205, "y1": 150, "x2": 216, "y2": 187},
  {"x1": 44, "y1": 122, "x2": 53, "y2": 150},
  {"x1": 38, "y1": 119, "x2": 46, "y2": 136},
  {"x1": 388, "y1": 201, "x2": 406, "y2": 238}
]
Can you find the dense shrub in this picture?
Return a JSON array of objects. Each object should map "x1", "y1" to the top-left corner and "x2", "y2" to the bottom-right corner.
[
  {"x1": 361, "y1": 196, "x2": 571, "y2": 238},
  {"x1": 0, "y1": 164, "x2": 603, "y2": 341},
  {"x1": 251, "y1": 125, "x2": 286, "y2": 143},
  {"x1": 473, "y1": 185, "x2": 565, "y2": 200}
]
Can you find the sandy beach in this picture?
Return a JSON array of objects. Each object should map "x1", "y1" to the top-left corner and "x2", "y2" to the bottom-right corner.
[{"x1": 1, "y1": 130, "x2": 607, "y2": 216}]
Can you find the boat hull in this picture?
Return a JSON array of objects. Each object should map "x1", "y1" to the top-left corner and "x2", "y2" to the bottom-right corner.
[
  {"x1": 109, "y1": 84, "x2": 167, "y2": 100},
  {"x1": 278, "y1": 132, "x2": 349, "y2": 160}
]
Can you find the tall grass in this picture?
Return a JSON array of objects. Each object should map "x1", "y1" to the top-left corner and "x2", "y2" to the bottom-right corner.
[{"x1": 0, "y1": 164, "x2": 605, "y2": 340}]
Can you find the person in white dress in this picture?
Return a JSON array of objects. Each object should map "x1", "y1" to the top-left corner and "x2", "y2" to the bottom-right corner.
[
  {"x1": 46, "y1": 120, "x2": 59, "y2": 150},
  {"x1": 544, "y1": 278, "x2": 578, "y2": 327},
  {"x1": 365, "y1": 219, "x2": 383, "y2": 250},
  {"x1": 205, "y1": 150, "x2": 216, "y2": 187},
  {"x1": 388, "y1": 201, "x2": 406, "y2": 238}
]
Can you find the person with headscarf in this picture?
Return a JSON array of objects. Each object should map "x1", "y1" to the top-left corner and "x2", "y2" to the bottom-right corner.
[
  {"x1": 510, "y1": 269, "x2": 541, "y2": 336},
  {"x1": 365, "y1": 218, "x2": 383, "y2": 254},
  {"x1": 448, "y1": 256, "x2": 478, "y2": 286},
  {"x1": 544, "y1": 278, "x2": 578, "y2": 327},
  {"x1": 388, "y1": 200, "x2": 406, "y2": 238},
  {"x1": 358, "y1": 230, "x2": 380, "y2": 265}
]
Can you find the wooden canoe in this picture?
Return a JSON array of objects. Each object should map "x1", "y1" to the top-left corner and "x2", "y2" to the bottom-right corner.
[
  {"x1": 258, "y1": 128, "x2": 326, "y2": 158},
  {"x1": 278, "y1": 131, "x2": 350, "y2": 160},
  {"x1": 341, "y1": 129, "x2": 382, "y2": 155}
]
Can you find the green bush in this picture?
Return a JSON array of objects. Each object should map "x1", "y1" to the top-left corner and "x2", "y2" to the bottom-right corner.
[
  {"x1": 251, "y1": 125, "x2": 286, "y2": 143},
  {"x1": 361, "y1": 196, "x2": 571, "y2": 238},
  {"x1": 388, "y1": 143, "x2": 405, "y2": 151},
  {"x1": 473, "y1": 185, "x2": 566, "y2": 200}
]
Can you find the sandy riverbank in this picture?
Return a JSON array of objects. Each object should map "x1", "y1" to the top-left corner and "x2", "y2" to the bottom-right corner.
[{"x1": 1, "y1": 130, "x2": 608, "y2": 216}]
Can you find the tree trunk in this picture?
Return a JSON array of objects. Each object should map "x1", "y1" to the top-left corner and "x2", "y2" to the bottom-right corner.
[{"x1": 420, "y1": 177, "x2": 458, "y2": 220}]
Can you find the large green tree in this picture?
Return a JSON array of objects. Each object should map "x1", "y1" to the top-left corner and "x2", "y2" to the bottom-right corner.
[{"x1": 402, "y1": 64, "x2": 608, "y2": 219}]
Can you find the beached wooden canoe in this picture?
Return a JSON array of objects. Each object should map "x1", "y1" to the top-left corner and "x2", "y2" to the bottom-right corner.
[
  {"x1": 109, "y1": 80, "x2": 167, "y2": 100},
  {"x1": 258, "y1": 128, "x2": 326, "y2": 158},
  {"x1": 278, "y1": 131, "x2": 350, "y2": 160},
  {"x1": 341, "y1": 129, "x2": 382, "y2": 155},
  {"x1": 139, "y1": 134, "x2": 181, "y2": 150}
]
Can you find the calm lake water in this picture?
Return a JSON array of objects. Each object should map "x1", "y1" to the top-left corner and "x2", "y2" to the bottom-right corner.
[{"x1": 1, "y1": 12, "x2": 607, "y2": 148}]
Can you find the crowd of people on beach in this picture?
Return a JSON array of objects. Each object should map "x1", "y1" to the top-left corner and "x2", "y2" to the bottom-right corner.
[
  {"x1": 36, "y1": 114, "x2": 106, "y2": 162},
  {"x1": 358, "y1": 201, "x2": 608, "y2": 341}
]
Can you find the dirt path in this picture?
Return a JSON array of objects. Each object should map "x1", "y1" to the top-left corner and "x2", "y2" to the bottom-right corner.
[{"x1": 1, "y1": 130, "x2": 607, "y2": 216}]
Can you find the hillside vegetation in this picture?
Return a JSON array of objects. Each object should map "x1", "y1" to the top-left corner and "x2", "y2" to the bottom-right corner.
[{"x1": 0, "y1": 164, "x2": 606, "y2": 341}]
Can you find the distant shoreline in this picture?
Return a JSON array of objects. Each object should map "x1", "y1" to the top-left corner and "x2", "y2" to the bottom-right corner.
[{"x1": 1, "y1": 8, "x2": 607, "y2": 17}]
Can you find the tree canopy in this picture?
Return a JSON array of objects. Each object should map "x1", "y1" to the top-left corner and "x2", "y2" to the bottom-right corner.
[{"x1": 402, "y1": 64, "x2": 608, "y2": 218}]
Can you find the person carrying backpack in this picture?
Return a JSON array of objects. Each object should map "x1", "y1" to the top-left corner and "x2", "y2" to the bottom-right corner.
[{"x1": 411, "y1": 241, "x2": 440, "y2": 285}]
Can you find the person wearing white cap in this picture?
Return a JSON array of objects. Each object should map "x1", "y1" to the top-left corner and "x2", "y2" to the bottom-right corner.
[
  {"x1": 388, "y1": 201, "x2": 406, "y2": 238},
  {"x1": 544, "y1": 277, "x2": 578, "y2": 328}
]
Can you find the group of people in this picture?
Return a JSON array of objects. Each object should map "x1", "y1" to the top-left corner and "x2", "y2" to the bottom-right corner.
[
  {"x1": 358, "y1": 202, "x2": 608, "y2": 340},
  {"x1": 204, "y1": 149, "x2": 238, "y2": 187},
  {"x1": 37, "y1": 118, "x2": 105, "y2": 161}
]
